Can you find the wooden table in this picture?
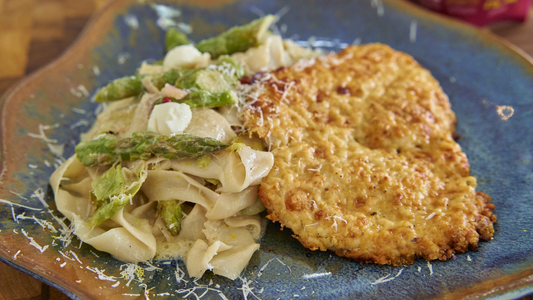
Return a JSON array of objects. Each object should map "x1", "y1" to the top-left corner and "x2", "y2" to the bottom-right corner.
[{"x1": 0, "y1": 0, "x2": 532, "y2": 299}]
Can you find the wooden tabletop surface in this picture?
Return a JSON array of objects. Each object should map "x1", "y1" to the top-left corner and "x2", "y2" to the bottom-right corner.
[{"x1": 0, "y1": 0, "x2": 532, "y2": 299}]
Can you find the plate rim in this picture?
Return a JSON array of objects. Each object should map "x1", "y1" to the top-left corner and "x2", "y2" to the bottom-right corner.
[{"x1": 0, "y1": 0, "x2": 532, "y2": 299}]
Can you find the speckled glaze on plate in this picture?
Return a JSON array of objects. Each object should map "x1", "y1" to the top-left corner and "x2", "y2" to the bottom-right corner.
[{"x1": 1, "y1": 0, "x2": 532, "y2": 299}]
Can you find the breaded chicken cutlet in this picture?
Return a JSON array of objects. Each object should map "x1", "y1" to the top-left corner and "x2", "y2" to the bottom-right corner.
[{"x1": 243, "y1": 44, "x2": 496, "y2": 265}]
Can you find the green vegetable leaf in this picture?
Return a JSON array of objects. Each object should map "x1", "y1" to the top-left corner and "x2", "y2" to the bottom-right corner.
[
  {"x1": 175, "y1": 68, "x2": 237, "y2": 93},
  {"x1": 165, "y1": 28, "x2": 190, "y2": 52},
  {"x1": 91, "y1": 165, "x2": 125, "y2": 203},
  {"x1": 229, "y1": 142, "x2": 246, "y2": 152},
  {"x1": 158, "y1": 200, "x2": 183, "y2": 235},
  {"x1": 196, "y1": 155, "x2": 211, "y2": 169},
  {"x1": 205, "y1": 178, "x2": 220, "y2": 185},
  {"x1": 87, "y1": 162, "x2": 146, "y2": 228},
  {"x1": 195, "y1": 15, "x2": 276, "y2": 58},
  {"x1": 241, "y1": 198, "x2": 266, "y2": 215}
]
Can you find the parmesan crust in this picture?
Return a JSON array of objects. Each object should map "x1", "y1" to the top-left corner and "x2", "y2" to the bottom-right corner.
[{"x1": 244, "y1": 44, "x2": 496, "y2": 265}]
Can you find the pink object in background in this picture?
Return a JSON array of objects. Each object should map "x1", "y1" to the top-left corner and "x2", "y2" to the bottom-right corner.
[{"x1": 411, "y1": 0, "x2": 531, "y2": 26}]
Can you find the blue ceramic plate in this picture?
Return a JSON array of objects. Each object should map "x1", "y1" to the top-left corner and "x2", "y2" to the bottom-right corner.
[{"x1": 1, "y1": 0, "x2": 532, "y2": 299}]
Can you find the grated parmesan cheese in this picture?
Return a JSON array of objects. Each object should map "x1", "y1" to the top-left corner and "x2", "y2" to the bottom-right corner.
[
  {"x1": 176, "y1": 285, "x2": 229, "y2": 300},
  {"x1": 51, "y1": 214, "x2": 75, "y2": 248},
  {"x1": 70, "y1": 87, "x2": 82, "y2": 98},
  {"x1": 71, "y1": 107, "x2": 87, "y2": 114},
  {"x1": 58, "y1": 250, "x2": 75, "y2": 261},
  {"x1": 304, "y1": 222, "x2": 319, "y2": 232},
  {"x1": 370, "y1": 268, "x2": 404, "y2": 285},
  {"x1": 427, "y1": 261, "x2": 433, "y2": 275},
  {"x1": 176, "y1": 22, "x2": 192, "y2": 34},
  {"x1": 69, "y1": 119, "x2": 90, "y2": 130},
  {"x1": 86, "y1": 266, "x2": 118, "y2": 282},
  {"x1": 151, "y1": 4, "x2": 182, "y2": 30},
  {"x1": 27, "y1": 124, "x2": 65, "y2": 160},
  {"x1": 124, "y1": 14, "x2": 139, "y2": 30},
  {"x1": 325, "y1": 215, "x2": 348, "y2": 232},
  {"x1": 27, "y1": 124, "x2": 58, "y2": 143},
  {"x1": 410, "y1": 21, "x2": 417, "y2": 43},
  {"x1": 292, "y1": 58, "x2": 316, "y2": 72},
  {"x1": 174, "y1": 264, "x2": 188, "y2": 285},
  {"x1": 139, "y1": 283, "x2": 153, "y2": 300},
  {"x1": 9, "y1": 191, "x2": 27, "y2": 200},
  {"x1": 295, "y1": 39, "x2": 350, "y2": 49},
  {"x1": 142, "y1": 261, "x2": 162, "y2": 272},
  {"x1": 11, "y1": 206, "x2": 17, "y2": 223},
  {"x1": 237, "y1": 277, "x2": 261, "y2": 300},
  {"x1": 120, "y1": 263, "x2": 144, "y2": 286},
  {"x1": 370, "y1": 0, "x2": 385, "y2": 16},
  {"x1": 31, "y1": 188, "x2": 48, "y2": 208},
  {"x1": 118, "y1": 53, "x2": 131, "y2": 65},
  {"x1": 16, "y1": 214, "x2": 57, "y2": 232},
  {"x1": 257, "y1": 258, "x2": 291, "y2": 278},
  {"x1": 69, "y1": 250, "x2": 82, "y2": 264},
  {"x1": 21, "y1": 229, "x2": 49, "y2": 253},
  {"x1": 77, "y1": 85, "x2": 89, "y2": 97}
]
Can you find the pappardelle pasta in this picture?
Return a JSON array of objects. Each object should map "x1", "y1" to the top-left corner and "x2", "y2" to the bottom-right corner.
[{"x1": 50, "y1": 15, "x2": 320, "y2": 280}]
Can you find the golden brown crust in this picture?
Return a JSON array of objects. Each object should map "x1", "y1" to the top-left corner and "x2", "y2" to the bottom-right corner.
[{"x1": 244, "y1": 44, "x2": 496, "y2": 266}]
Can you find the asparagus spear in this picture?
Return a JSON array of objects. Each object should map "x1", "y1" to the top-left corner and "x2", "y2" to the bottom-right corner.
[
  {"x1": 158, "y1": 200, "x2": 183, "y2": 235},
  {"x1": 195, "y1": 15, "x2": 276, "y2": 59},
  {"x1": 94, "y1": 75, "x2": 143, "y2": 102},
  {"x1": 75, "y1": 132, "x2": 229, "y2": 167},
  {"x1": 95, "y1": 69, "x2": 183, "y2": 102},
  {"x1": 87, "y1": 163, "x2": 146, "y2": 228},
  {"x1": 165, "y1": 28, "x2": 190, "y2": 52},
  {"x1": 151, "y1": 68, "x2": 183, "y2": 89},
  {"x1": 154, "y1": 90, "x2": 237, "y2": 108},
  {"x1": 183, "y1": 90, "x2": 237, "y2": 108}
]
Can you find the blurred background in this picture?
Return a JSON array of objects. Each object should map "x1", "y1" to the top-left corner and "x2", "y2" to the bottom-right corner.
[{"x1": 0, "y1": 0, "x2": 531, "y2": 299}]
